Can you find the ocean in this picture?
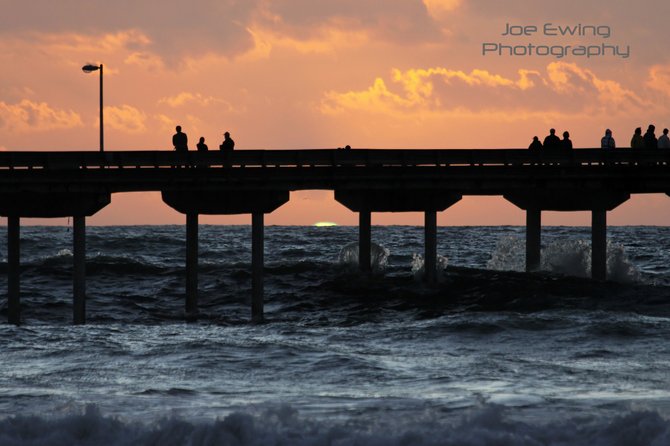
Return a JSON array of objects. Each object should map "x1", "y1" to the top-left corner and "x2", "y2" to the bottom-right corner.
[{"x1": 1, "y1": 224, "x2": 670, "y2": 445}]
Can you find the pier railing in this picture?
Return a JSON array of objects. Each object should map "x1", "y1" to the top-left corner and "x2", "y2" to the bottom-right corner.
[{"x1": 0, "y1": 148, "x2": 668, "y2": 170}]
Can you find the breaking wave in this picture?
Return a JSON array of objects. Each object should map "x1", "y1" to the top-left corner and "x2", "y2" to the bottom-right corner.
[
  {"x1": 337, "y1": 242, "x2": 390, "y2": 272},
  {"x1": 1, "y1": 404, "x2": 669, "y2": 446},
  {"x1": 487, "y1": 236, "x2": 641, "y2": 283}
]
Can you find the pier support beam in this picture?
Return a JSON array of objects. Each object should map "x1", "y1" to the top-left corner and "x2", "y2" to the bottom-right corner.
[
  {"x1": 334, "y1": 190, "x2": 460, "y2": 275},
  {"x1": 73, "y1": 216, "x2": 86, "y2": 324},
  {"x1": 505, "y1": 191, "x2": 628, "y2": 280},
  {"x1": 251, "y1": 212, "x2": 264, "y2": 323},
  {"x1": 7, "y1": 216, "x2": 20, "y2": 325},
  {"x1": 185, "y1": 213, "x2": 198, "y2": 319},
  {"x1": 592, "y1": 209, "x2": 607, "y2": 281},
  {"x1": 526, "y1": 208, "x2": 541, "y2": 272},
  {"x1": 359, "y1": 211, "x2": 372, "y2": 273},
  {"x1": 424, "y1": 211, "x2": 437, "y2": 284},
  {"x1": 162, "y1": 190, "x2": 289, "y2": 324}
]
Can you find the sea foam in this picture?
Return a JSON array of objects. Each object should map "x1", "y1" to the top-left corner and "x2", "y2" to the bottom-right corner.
[
  {"x1": 487, "y1": 236, "x2": 640, "y2": 282},
  {"x1": 1, "y1": 404, "x2": 669, "y2": 446},
  {"x1": 337, "y1": 242, "x2": 390, "y2": 271}
]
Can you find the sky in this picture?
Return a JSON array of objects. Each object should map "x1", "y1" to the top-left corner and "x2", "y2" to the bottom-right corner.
[{"x1": 1, "y1": 0, "x2": 670, "y2": 226}]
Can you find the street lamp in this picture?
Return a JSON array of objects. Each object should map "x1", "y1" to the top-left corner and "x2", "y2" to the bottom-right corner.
[{"x1": 82, "y1": 63, "x2": 103, "y2": 152}]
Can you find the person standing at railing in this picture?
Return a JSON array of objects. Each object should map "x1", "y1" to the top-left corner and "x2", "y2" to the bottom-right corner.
[
  {"x1": 644, "y1": 125, "x2": 657, "y2": 149},
  {"x1": 172, "y1": 126, "x2": 188, "y2": 152},
  {"x1": 220, "y1": 131, "x2": 235, "y2": 152},
  {"x1": 601, "y1": 129, "x2": 616, "y2": 149},
  {"x1": 528, "y1": 136, "x2": 542, "y2": 151},
  {"x1": 543, "y1": 128, "x2": 561, "y2": 152},
  {"x1": 630, "y1": 127, "x2": 644, "y2": 149},
  {"x1": 658, "y1": 129, "x2": 670, "y2": 149},
  {"x1": 196, "y1": 137, "x2": 208, "y2": 152},
  {"x1": 561, "y1": 131, "x2": 573, "y2": 151}
]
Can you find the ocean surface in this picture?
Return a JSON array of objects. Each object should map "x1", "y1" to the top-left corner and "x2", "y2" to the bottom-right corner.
[{"x1": 1, "y1": 225, "x2": 670, "y2": 445}]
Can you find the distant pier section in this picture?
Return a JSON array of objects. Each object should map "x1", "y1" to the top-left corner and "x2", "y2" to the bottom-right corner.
[{"x1": 1, "y1": 148, "x2": 669, "y2": 324}]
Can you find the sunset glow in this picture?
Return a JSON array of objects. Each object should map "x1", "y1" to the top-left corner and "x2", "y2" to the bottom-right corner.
[{"x1": 2, "y1": 0, "x2": 669, "y2": 225}]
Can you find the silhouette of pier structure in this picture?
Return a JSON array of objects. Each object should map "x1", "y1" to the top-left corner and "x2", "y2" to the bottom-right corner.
[{"x1": 2, "y1": 148, "x2": 669, "y2": 324}]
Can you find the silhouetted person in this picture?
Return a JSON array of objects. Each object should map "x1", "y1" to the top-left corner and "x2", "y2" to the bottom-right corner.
[
  {"x1": 561, "y1": 131, "x2": 573, "y2": 151},
  {"x1": 631, "y1": 127, "x2": 644, "y2": 149},
  {"x1": 528, "y1": 136, "x2": 542, "y2": 151},
  {"x1": 601, "y1": 129, "x2": 615, "y2": 149},
  {"x1": 543, "y1": 128, "x2": 561, "y2": 151},
  {"x1": 172, "y1": 125, "x2": 188, "y2": 152},
  {"x1": 220, "y1": 131, "x2": 235, "y2": 152},
  {"x1": 644, "y1": 125, "x2": 657, "y2": 149},
  {"x1": 659, "y1": 128, "x2": 670, "y2": 148},
  {"x1": 196, "y1": 136, "x2": 208, "y2": 152}
]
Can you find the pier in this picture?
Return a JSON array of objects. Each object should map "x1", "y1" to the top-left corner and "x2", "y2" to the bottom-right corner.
[{"x1": 2, "y1": 148, "x2": 669, "y2": 324}]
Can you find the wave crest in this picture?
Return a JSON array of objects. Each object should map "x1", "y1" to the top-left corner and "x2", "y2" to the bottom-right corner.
[
  {"x1": 487, "y1": 236, "x2": 641, "y2": 282},
  {"x1": 2, "y1": 404, "x2": 670, "y2": 446}
]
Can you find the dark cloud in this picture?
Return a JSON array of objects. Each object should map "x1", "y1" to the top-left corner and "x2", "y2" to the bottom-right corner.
[
  {"x1": 463, "y1": 0, "x2": 670, "y2": 22},
  {"x1": 259, "y1": 0, "x2": 445, "y2": 44},
  {"x1": 0, "y1": 0, "x2": 260, "y2": 59},
  {"x1": 0, "y1": 0, "x2": 447, "y2": 63}
]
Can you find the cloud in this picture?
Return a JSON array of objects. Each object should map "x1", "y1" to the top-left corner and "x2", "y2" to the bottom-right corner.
[
  {"x1": 0, "y1": 29, "x2": 161, "y2": 77},
  {"x1": 545, "y1": 62, "x2": 643, "y2": 107},
  {"x1": 0, "y1": 99, "x2": 83, "y2": 132},
  {"x1": 251, "y1": 0, "x2": 446, "y2": 47},
  {"x1": 0, "y1": 1, "x2": 260, "y2": 61},
  {"x1": 158, "y1": 92, "x2": 226, "y2": 108},
  {"x1": 647, "y1": 64, "x2": 670, "y2": 96},
  {"x1": 157, "y1": 92, "x2": 244, "y2": 117},
  {"x1": 422, "y1": 0, "x2": 462, "y2": 20},
  {"x1": 104, "y1": 105, "x2": 147, "y2": 133},
  {"x1": 243, "y1": 25, "x2": 369, "y2": 59},
  {"x1": 321, "y1": 67, "x2": 540, "y2": 114},
  {"x1": 0, "y1": 0, "x2": 454, "y2": 69},
  {"x1": 321, "y1": 62, "x2": 645, "y2": 117},
  {"x1": 39, "y1": 29, "x2": 152, "y2": 54},
  {"x1": 123, "y1": 51, "x2": 165, "y2": 71}
]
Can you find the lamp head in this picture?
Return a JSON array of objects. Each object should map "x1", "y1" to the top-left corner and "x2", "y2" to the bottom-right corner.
[{"x1": 82, "y1": 64, "x2": 101, "y2": 73}]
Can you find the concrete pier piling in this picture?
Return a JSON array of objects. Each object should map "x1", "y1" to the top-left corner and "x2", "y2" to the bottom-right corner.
[
  {"x1": 526, "y1": 208, "x2": 541, "y2": 272},
  {"x1": 335, "y1": 191, "x2": 461, "y2": 279},
  {"x1": 185, "y1": 213, "x2": 199, "y2": 319},
  {"x1": 359, "y1": 211, "x2": 372, "y2": 273},
  {"x1": 251, "y1": 212, "x2": 264, "y2": 323},
  {"x1": 424, "y1": 211, "x2": 437, "y2": 284},
  {"x1": 73, "y1": 216, "x2": 86, "y2": 324},
  {"x1": 506, "y1": 190, "x2": 628, "y2": 281},
  {"x1": 162, "y1": 189, "x2": 288, "y2": 323},
  {"x1": 7, "y1": 216, "x2": 20, "y2": 325},
  {"x1": 592, "y1": 209, "x2": 607, "y2": 281}
]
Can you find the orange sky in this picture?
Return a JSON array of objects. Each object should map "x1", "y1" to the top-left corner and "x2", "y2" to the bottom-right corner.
[{"x1": 1, "y1": 0, "x2": 670, "y2": 226}]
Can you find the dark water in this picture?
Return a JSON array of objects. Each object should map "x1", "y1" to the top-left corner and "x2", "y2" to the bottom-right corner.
[{"x1": 1, "y1": 225, "x2": 670, "y2": 445}]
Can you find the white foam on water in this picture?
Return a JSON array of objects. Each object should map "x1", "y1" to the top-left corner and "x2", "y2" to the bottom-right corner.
[
  {"x1": 56, "y1": 249, "x2": 73, "y2": 257},
  {"x1": 2, "y1": 403, "x2": 670, "y2": 446},
  {"x1": 338, "y1": 242, "x2": 390, "y2": 272},
  {"x1": 411, "y1": 253, "x2": 449, "y2": 281},
  {"x1": 487, "y1": 237, "x2": 640, "y2": 282}
]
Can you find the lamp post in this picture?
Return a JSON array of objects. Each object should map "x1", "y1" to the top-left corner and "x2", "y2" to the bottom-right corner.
[{"x1": 82, "y1": 63, "x2": 103, "y2": 152}]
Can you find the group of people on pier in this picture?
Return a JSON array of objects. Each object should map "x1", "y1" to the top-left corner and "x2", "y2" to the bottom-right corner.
[
  {"x1": 602, "y1": 125, "x2": 670, "y2": 149},
  {"x1": 528, "y1": 128, "x2": 572, "y2": 152},
  {"x1": 621, "y1": 125, "x2": 670, "y2": 149},
  {"x1": 172, "y1": 126, "x2": 235, "y2": 152},
  {"x1": 529, "y1": 125, "x2": 670, "y2": 150}
]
